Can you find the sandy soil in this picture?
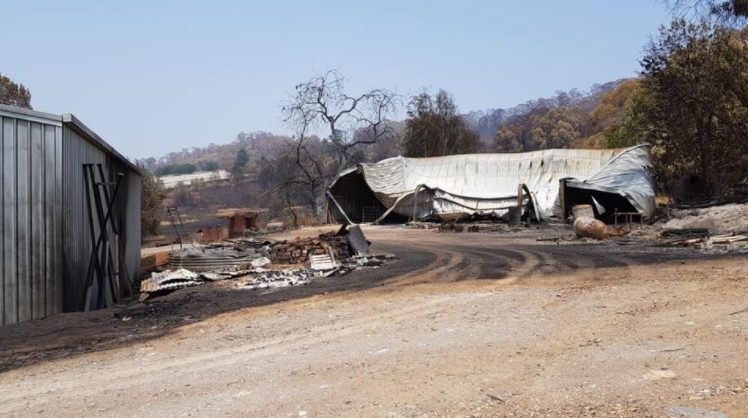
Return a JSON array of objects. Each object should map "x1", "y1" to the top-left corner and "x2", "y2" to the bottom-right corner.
[
  {"x1": 1, "y1": 226, "x2": 747, "y2": 417},
  {"x1": 664, "y1": 203, "x2": 748, "y2": 235}
]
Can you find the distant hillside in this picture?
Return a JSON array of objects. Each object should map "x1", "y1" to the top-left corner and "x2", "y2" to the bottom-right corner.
[
  {"x1": 463, "y1": 79, "x2": 629, "y2": 143},
  {"x1": 490, "y1": 79, "x2": 642, "y2": 152},
  {"x1": 145, "y1": 79, "x2": 632, "y2": 173},
  {"x1": 140, "y1": 131, "x2": 294, "y2": 173}
]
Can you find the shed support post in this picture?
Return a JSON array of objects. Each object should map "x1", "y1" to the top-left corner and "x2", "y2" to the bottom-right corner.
[{"x1": 559, "y1": 178, "x2": 568, "y2": 221}]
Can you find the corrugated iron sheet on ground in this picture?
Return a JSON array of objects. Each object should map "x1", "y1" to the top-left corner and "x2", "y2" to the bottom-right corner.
[{"x1": 168, "y1": 248, "x2": 260, "y2": 271}]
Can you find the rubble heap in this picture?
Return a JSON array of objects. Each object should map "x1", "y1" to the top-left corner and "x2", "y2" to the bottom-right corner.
[
  {"x1": 168, "y1": 239, "x2": 270, "y2": 271},
  {"x1": 140, "y1": 225, "x2": 382, "y2": 300},
  {"x1": 239, "y1": 269, "x2": 317, "y2": 290},
  {"x1": 319, "y1": 232, "x2": 354, "y2": 257},
  {"x1": 269, "y1": 234, "x2": 351, "y2": 264}
]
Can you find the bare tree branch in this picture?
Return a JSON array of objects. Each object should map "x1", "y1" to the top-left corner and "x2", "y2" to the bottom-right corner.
[
  {"x1": 279, "y1": 70, "x2": 400, "y2": 221},
  {"x1": 663, "y1": 0, "x2": 748, "y2": 23}
]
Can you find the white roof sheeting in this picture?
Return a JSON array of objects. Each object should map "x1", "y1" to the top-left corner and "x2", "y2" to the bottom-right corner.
[
  {"x1": 329, "y1": 145, "x2": 655, "y2": 221},
  {"x1": 159, "y1": 170, "x2": 229, "y2": 189}
]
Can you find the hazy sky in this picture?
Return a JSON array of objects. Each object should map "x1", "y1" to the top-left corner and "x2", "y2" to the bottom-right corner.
[{"x1": 1, "y1": 0, "x2": 671, "y2": 160}]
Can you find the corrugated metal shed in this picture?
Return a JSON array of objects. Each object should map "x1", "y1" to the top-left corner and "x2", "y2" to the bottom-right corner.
[
  {"x1": 0, "y1": 104, "x2": 141, "y2": 325},
  {"x1": 328, "y1": 145, "x2": 655, "y2": 223}
]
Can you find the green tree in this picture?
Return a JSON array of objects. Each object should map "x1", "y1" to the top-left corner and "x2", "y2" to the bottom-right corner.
[
  {"x1": 154, "y1": 163, "x2": 197, "y2": 176},
  {"x1": 403, "y1": 89, "x2": 481, "y2": 157},
  {"x1": 0, "y1": 74, "x2": 32, "y2": 109},
  {"x1": 589, "y1": 79, "x2": 641, "y2": 134},
  {"x1": 528, "y1": 107, "x2": 580, "y2": 149},
  {"x1": 493, "y1": 106, "x2": 581, "y2": 152},
  {"x1": 232, "y1": 148, "x2": 249, "y2": 178},
  {"x1": 605, "y1": 87, "x2": 657, "y2": 149},
  {"x1": 140, "y1": 167, "x2": 166, "y2": 238},
  {"x1": 494, "y1": 126, "x2": 523, "y2": 152},
  {"x1": 200, "y1": 160, "x2": 220, "y2": 171},
  {"x1": 628, "y1": 19, "x2": 748, "y2": 197}
]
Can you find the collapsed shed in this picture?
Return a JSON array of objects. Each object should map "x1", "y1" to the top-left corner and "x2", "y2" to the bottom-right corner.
[
  {"x1": 327, "y1": 145, "x2": 655, "y2": 224},
  {"x1": 0, "y1": 104, "x2": 142, "y2": 325}
]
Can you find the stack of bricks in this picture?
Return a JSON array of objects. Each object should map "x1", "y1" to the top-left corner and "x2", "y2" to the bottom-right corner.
[
  {"x1": 319, "y1": 233, "x2": 352, "y2": 259},
  {"x1": 269, "y1": 233, "x2": 351, "y2": 264},
  {"x1": 438, "y1": 223, "x2": 465, "y2": 232}
]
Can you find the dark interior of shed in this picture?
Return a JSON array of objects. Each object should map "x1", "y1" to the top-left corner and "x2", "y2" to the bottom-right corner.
[
  {"x1": 562, "y1": 186, "x2": 638, "y2": 222},
  {"x1": 328, "y1": 172, "x2": 388, "y2": 223}
]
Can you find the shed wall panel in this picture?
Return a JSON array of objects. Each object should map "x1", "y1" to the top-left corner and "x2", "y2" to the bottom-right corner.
[
  {"x1": 0, "y1": 114, "x2": 63, "y2": 325},
  {"x1": 0, "y1": 119, "x2": 3, "y2": 323},
  {"x1": 44, "y1": 125, "x2": 61, "y2": 315},
  {"x1": 61, "y1": 126, "x2": 140, "y2": 311},
  {"x1": 2, "y1": 117, "x2": 17, "y2": 324},
  {"x1": 31, "y1": 122, "x2": 45, "y2": 320},
  {"x1": 1, "y1": 106, "x2": 139, "y2": 325},
  {"x1": 62, "y1": 125, "x2": 107, "y2": 311},
  {"x1": 54, "y1": 125, "x2": 63, "y2": 314},
  {"x1": 16, "y1": 120, "x2": 30, "y2": 322}
]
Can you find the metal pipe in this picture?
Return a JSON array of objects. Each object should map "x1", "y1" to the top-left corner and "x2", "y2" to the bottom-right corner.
[{"x1": 326, "y1": 190, "x2": 354, "y2": 225}]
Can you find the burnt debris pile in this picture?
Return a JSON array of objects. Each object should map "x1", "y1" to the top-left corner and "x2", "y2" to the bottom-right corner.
[{"x1": 140, "y1": 225, "x2": 391, "y2": 299}]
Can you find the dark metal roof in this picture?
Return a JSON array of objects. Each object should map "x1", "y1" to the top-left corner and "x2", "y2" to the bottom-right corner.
[{"x1": 0, "y1": 104, "x2": 142, "y2": 176}]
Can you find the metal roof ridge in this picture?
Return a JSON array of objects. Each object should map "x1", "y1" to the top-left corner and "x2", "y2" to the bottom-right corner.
[
  {"x1": 61, "y1": 113, "x2": 143, "y2": 176},
  {"x1": 0, "y1": 103, "x2": 62, "y2": 124}
]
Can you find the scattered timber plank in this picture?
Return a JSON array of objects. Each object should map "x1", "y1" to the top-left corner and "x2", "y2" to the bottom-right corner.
[
  {"x1": 660, "y1": 228, "x2": 710, "y2": 239},
  {"x1": 140, "y1": 250, "x2": 171, "y2": 273},
  {"x1": 711, "y1": 234, "x2": 748, "y2": 244}
]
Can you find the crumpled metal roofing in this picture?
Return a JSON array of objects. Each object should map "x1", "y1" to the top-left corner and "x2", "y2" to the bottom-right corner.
[
  {"x1": 564, "y1": 145, "x2": 656, "y2": 218},
  {"x1": 329, "y1": 145, "x2": 655, "y2": 221}
]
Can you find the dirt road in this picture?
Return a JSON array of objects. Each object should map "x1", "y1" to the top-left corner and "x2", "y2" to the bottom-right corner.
[{"x1": 1, "y1": 226, "x2": 747, "y2": 417}]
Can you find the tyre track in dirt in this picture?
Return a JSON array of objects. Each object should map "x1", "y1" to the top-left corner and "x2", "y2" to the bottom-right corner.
[
  {"x1": 375, "y1": 241, "x2": 466, "y2": 286},
  {"x1": 0, "y1": 235, "x2": 487, "y2": 410},
  {"x1": 0, "y1": 229, "x2": 695, "y2": 415},
  {"x1": 376, "y1": 237, "x2": 543, "y2": 286},
  {"x1": 0, "y1": 236, "x2": 595, "y2": 411},
  {"x1": 380, "y1": 238, "x2": 598, "y2": 284}
]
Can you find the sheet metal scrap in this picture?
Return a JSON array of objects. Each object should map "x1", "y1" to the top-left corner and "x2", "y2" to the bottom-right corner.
[
  {"x1": 227, "y1": 237, "x2": 273, "y2": 249},
  {"x1": 140, "y1": 269, "x2": 201, "y2": 293},
  {"x1": 334, "y1": 254, "x2": 395, "y2": 275},
  {"x1": 241, "y1": 269, "x2": 317, "y2": 290},
  {"x1": 168, "y1": 245, "x2": 265, "y2": 271},
  {"x1": 251, "y1": 257, "x2": 272, "y2": 268},
  {"x1": 345, "y1": 225, "x2": 370, "y2": 255},
  {"x1": 201, "y1": 269, "x2": 252, "y2": 281},
  {"x1": 310, "y1": 254, "x2": 338, "y2": 271}
]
